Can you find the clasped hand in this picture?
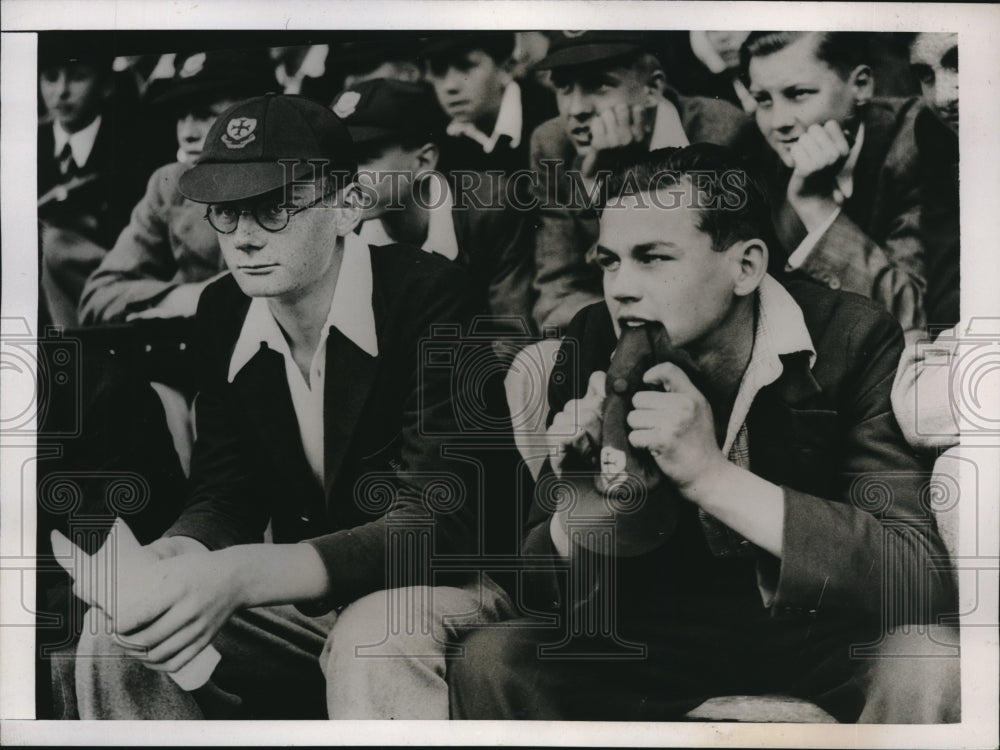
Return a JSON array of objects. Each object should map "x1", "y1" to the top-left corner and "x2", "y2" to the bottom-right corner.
[
  {"x1": 106, "y1": 545, "x2": 242, "y2": 674},
  {"x1": 547, "y1": 363, "x2": 725, "y2": 492}
]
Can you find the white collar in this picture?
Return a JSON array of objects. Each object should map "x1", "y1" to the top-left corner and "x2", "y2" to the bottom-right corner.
[
  {"x1": 357, "y1": 175, "x2": 459, "y2": 261},
  {"x1": 648, "y1": 99, "x2": 690, "y2": 151},
  {"x1": 689, "y1": 31, "x2": 729, "y2": 74},
  {"x1": 227, "y1": 231, "x2": 378, "y2": 382},
  {"x1": 445, "y1": 80, "x2": 523, "y2": 153},
  {"x1": 53, "y1": 114, "x2": 102, "y2": 169},
  {"x1": 722, "y1": 274, "x2": 816, "y2": 453}
]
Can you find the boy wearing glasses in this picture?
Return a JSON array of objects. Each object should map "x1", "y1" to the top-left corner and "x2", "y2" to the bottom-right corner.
[{"x1": 74, "y1": 94, "x2": 513, "y2": 719}]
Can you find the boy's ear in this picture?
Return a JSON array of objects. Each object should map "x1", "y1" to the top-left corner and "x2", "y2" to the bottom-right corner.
[
  {"x1": 732, "y1": 238, "x2": 768, "y2": 297},
  {"x1": 848, "y1": 64, "x2": 874, "y2": 107},
  {"x1": 644, "y1": 68, "x2": 667, "y2": 104},
  {"x1": 414, "y1": 142, "x2": 440, "y2": 175},
  {"x1": 498, "y1": 55, "x2": 517, "y2": 85},
  {"x1": 333, "y1": 183, "x2": 364, "y2": 234}
]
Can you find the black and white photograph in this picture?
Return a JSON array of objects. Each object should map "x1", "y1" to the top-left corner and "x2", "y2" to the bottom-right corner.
[{"x1": 1, "y1": 2, "x2": 997, "y2": 747}]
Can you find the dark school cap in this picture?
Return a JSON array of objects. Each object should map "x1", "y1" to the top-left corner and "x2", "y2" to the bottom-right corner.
[
  {"x1": 330, "y1": 78, "x2": 446, "y2": 146},
  {"x1": 535, "y1": 31, "x2": 646, "y2": 70},
  {"x1": 178, "y1": 93, "x2": 356, "y2": 203},
  {"x1": 151, "y1": 48, "x2": 278, "y2": 107}
]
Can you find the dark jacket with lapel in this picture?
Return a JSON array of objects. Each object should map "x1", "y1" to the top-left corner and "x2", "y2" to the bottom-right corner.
[
  {"x1": 521, "y1": 278, "x2": 956, "y2": 626},
  {"x1": 529, "y1": 88, "x2": 763, "y2": 332},
  {"x1": 165, "y1": 244, "x2": 522, "y2": 612},
  {"x1": 768, "y1": 97, "x2": 959, "y2": 334}
]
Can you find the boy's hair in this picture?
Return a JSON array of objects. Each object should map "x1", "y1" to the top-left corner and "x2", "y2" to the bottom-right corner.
[
  {"x1": 423, "y1": 32, "x2": 516, "y2": 76},
  {"x1": 739, "y1": 31, "x2": 871, "y2": 83},
  {"x1": 599, "y1": 144, "x2": 781, "y2": 261},
  {"x1": 548, "y1": 50, "x2": 662, "y2": 89}
]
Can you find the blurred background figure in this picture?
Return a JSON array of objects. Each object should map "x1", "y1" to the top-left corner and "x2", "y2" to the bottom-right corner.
[
  {"x1": 329, "y1": 35, "x2": 424, "y2": 90},
  {"x1": 421, "y1": 32, "x2": 556, "y2": 174},
  {"x1": 909, "y1": 32, "x2": 958, "y2": 134},
  {"x1": 654, "y1": 30, "x2": 755, "y2": 109},
  {"x1": 37, "y1": 37, "x2": 148, "y2": 328},
  {"x1": 79, "y1": 48, "x2": 277, "y2": 325}
]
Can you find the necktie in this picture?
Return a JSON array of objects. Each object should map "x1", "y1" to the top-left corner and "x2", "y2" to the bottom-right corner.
[{"x1": 58, "y1": 142, "x2": 77, "y2": 176}]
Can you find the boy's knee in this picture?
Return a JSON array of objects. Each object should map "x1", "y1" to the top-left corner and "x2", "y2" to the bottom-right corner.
[{"x1": 76, "y1": 607, "x2": 127, "y2": 659}]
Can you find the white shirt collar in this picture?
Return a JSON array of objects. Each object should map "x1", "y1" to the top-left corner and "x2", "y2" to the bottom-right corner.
[
  {"x1": 722, "y1": 274, "x2": 816, "y2": 453},
  {"x1": 445, "y1": 80, "x2": 523, "y2": 153},
  {"x1": 53, "y1": 114, "x2": 102, "y2": 169},
  {"x1": 648, "y1": 99, "x2": 690, "y2": 151},
  {"x1": 357, "y1": 175, "x2": 459, "y2": 261},
  {"x1": 227, "y1": 231, "x2": 379, "y2": 383}
]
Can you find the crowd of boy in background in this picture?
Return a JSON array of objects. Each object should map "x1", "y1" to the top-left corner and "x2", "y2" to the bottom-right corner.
[{"x1": 34, "y1": 29, "x2": 963, "y2": 720}]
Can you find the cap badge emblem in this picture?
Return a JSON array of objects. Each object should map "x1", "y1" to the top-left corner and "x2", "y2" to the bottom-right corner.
[
  {"x1": 222, "y1": 117, "x2": 257, "y2": 149},
  {"x1": 179, "y1": 52, "x2": 206, "y2": 78},
  {"x1": 333, "y1": 91, "x2": 361, "y2": 119},
  {"x1": 562, "y1": 30, "x2": 587, "y2": 39}
]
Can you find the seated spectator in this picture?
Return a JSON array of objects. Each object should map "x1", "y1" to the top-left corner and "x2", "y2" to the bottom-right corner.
[
  {"x1": 449, "y1": 145, "x2": 958, "y2": 722},
  {"x1": 78, "y1": 48, "x2": 277, "y2": 325},
  {"x1": 909, "y1": 32, "x2": 958, "y2": 135},
  {"x1": 528, "y1": 31, "x2": 759, "y2": 332},
  {"x1": 333, "y1": 78, "x2": 537, "y2": 334},
  {"x1": 910, "y1": 32, "x2": 960, "y2": 330},
  {"x1": 73, "y1": 94, "x2": 513, "y2": 720},
  {"x1": 421, "y1": 32, "x2": 557, "y2": 175},
  {"x1": 37, "y1": 41, "x2": 147, "y2": 327},
  {"x1": 741, "y1": 31, "x2": 959, "y2": 337}
]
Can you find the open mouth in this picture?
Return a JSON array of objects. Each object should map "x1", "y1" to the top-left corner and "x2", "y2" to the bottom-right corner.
[
  {"x1": 571, "y1": 127, "x2": 592, "y2": 146},
  {"x1": 618, "y1": 315, "x2": 654, "y2": 329}
]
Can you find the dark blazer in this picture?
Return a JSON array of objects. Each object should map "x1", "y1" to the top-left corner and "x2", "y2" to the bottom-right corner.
[
  {"x1": 768, "y1": 97, "x2": 960, "y2": 334},
  {"x1": 450, "y1": 171, "x2": 538, "y2": 336},
  {"x1": 529, "y1": 88, "x2": 763, "y2": 332},
  {"x1": 165, "y1": 244, "x2": 525, "y2": 613},
  {"x1": 37, "y1": 117, "x2": 146, "y2": 251},
  {"x1": 521, "y1": 278, "x2": 957, "y2": 626}
]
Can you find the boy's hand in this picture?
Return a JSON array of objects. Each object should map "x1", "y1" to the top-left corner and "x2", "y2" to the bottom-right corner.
[
  {"x1": 580, "y1": 104, "x2": 654, "y2": 181},
  {"x1": 109, "y1": 549, "x2": 244, "y2": 675},
  {"x1": 626, "y1": 362, "x2": 726, "y2": 494},
  {"x1": 785, "y1": 120, "x2": 852, "y2": 231},
  {"x1": 547, "y1": 371, "x2": 606, "y2": 477}
]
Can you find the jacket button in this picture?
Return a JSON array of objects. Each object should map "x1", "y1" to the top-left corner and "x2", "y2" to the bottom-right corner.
[{"x1": 829, "y1": 278, "x2": 841, "y2": 290}]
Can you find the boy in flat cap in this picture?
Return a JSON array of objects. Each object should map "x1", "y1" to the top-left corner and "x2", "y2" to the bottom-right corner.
[
  {"x1": 421, "y1": 32, "x2": 557, "y2": 175},
  {"x1": 741, "y1": 31, "x2": 959, "y2": 335},
  {"x1": 79, "y1": 48, "x2": 278, "y2": 325},
  {"x1": 74, "y1": 94, "x2": 513, "y2": 719},
  {"x1": 333, "y1": 78, "x2": 537, "y2": 334},
  {"x1": 529, "y1": 31, "x2": 760, "y2": 332}
]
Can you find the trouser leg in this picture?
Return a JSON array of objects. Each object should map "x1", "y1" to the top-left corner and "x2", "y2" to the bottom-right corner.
[
  {"x1": 75, "y1": 607, "x2": 202, "y2": 719},
  {"x1": 76, "y1": 603, "x2": 337, "y2": 719},
  {"x1": 855, "y1": 625, "x2": 961, "y2": 723},
  {"x1": 322, "y1": 577, "x2": 513, "y2": 719}
]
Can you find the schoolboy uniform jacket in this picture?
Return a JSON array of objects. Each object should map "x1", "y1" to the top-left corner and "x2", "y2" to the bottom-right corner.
[
  {"x1": 522, "y1": 278, "x2": 957, "y2": 625},
  {"x1": 164, "y1": 243, "x2": 520, "y2": 613}
]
